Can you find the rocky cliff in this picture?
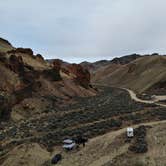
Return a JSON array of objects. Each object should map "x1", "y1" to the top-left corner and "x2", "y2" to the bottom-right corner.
[{"x1": 0, "y1": 38, "x2": 96, "y2": 121}]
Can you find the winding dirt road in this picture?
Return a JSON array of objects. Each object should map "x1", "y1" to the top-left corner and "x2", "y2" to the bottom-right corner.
[
  {"x1": 123, "y1": 88, "x2": 166, "y2": 107},
  {"x1": 94, "y1": 84, "x2": 166, "y2": 107}
]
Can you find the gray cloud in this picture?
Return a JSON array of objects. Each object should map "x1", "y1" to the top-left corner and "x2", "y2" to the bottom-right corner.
[{"x1": 0, "y1": 0, "x2": 166, "y2": 62}]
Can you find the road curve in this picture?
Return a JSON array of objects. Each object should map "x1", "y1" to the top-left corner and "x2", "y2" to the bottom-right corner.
[
  {"x1": 123, "y1": 88, "x2": 154, "y2": 104},
  {"x1": 123, "y1": 88, "x2": 166, "y2": 107},
  {"x1": 93, "y1": 84, "x2": 166, "y2": 107}
]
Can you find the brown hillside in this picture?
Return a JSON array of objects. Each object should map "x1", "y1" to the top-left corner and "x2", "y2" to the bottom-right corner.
[{"x1": 93, "y1": 55, "x2": 166, "y2": 94}]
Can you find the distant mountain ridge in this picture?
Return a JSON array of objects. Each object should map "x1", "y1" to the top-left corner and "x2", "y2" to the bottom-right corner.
[{"x1": 80, "y1": 54, "x2": 142, "y2": 73}]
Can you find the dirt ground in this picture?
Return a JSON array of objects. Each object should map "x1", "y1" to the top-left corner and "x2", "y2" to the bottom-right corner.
[
  {"x1": 55, "y1": 121, "x2": 166, "y2": 166},
  {"x1": 1, "y1": 143, "x2": 50, "y2": 166},
  {"x1": 1, "y1": 121, "x2": 166, "y2": 166}
]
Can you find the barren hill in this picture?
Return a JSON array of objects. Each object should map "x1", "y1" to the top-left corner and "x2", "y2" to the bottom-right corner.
[{"x1": 92, "y1": 55, "x2": 166, "y2": 94}]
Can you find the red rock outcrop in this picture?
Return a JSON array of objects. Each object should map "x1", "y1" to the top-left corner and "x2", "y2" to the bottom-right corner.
[
  {"x1": 49, "y1": 59, "x2": 91, "y2": 88},
  {"x1": 67, "y1": 64, "x2": 91, "y2": 88}
]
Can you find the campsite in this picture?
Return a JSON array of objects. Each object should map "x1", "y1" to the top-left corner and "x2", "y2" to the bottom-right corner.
[{"x1": 0, "y1": 1, "x2": 166, "y2": 165}]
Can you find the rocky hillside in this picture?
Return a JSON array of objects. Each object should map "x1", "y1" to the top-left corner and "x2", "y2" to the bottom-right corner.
[
  {"x1": 92, "y1": 54, "x2": 166, "y2": 94},
  {"x1": 0, "y1": 38, "x2": 96, "y2": 121}
]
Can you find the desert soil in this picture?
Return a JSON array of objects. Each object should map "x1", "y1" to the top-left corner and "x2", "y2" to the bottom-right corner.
[{"x1": 2, "y1": 120, "x2": 166, "y2": 166}]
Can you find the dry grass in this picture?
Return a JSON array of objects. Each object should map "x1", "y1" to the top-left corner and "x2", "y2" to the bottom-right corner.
[{"x1": 1, "y1": 143, "x2": 50, "y2": 166}]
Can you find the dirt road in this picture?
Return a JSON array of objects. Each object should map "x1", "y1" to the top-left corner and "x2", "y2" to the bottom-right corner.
[
  {"x1": 123, "y1": 88, "x2": 166, "y2": 107},
  {"x1": 57, "y1": 120, "x2": 166, "y2": 166}
]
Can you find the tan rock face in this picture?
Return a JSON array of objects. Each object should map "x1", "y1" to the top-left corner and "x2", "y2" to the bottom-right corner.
[{"x1": 8, "y1": 48, "x2": 33, "y2": 55}]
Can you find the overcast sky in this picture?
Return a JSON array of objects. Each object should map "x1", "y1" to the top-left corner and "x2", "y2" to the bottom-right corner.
[{"x1": 1, "y1": 0, "x2": 166, "y2": 62}]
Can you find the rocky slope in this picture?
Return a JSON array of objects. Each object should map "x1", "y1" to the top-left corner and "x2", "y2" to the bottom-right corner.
[{"x1": 0, "y1": 38, "x2": 96, "y2": 121}]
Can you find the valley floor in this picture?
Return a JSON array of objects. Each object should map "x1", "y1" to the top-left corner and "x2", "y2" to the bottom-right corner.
[
  {"x1": 1, "y1": 120, "x2": 166, "y2": 166},
  {"x1": 0, "y1": 86, "x2": 166, "y2": 166},
  {"x1": 54, "y1": 120, "x2": 166, "y2": 166}
]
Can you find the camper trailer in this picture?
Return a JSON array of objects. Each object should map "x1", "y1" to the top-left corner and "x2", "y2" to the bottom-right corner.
[{"x1": 127, "y1": 127, "x2": 134, "y2": 137}]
